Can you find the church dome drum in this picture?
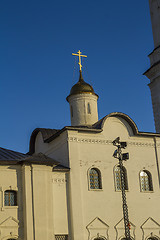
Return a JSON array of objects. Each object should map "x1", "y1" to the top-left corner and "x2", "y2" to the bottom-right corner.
[{"x1": 67, "y1": 70, "x2": 99, "y2": 126}]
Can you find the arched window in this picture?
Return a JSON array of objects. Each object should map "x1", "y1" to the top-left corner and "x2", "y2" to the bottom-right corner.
[
  {"x1": 121, "y1": 238, "x2": 134, "y2": 240},
  {"x1": 89, "y1": 168, "x2": 102, "y2": 189},
  {"x1": 4, "y1": 190, "x2": 17, "y2": 206},
  {"x1": 140, "y1": 170, "x2": 153, "y2": 192},
  {"x1": 87, "y1": 103, "x2": 91, "y2": 114},
  {"x1": 148, "y1": 238, "x2": 159, "y2": 240},
  {"x1": 114, "y1": 165, "x2": 128, "y2": 191},
  {"x1": 94, "y1": 238, "x2": 106, "y2": 240}
]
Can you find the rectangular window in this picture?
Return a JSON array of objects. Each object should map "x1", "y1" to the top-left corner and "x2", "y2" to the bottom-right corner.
[
  {"x1": 4, "y1": 190, "x2": 17, "y2": 206},
  {"x1": 55, "y1": 235, "x2": 68, "y2": 240}
]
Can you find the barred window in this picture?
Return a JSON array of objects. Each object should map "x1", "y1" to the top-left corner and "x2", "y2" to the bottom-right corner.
[
  {"x1": 140, "y1": 170, "x2": 153, "y2": 192},
  {"x1": 89, "y1": 168, "x2": 102, "y2": 189},
  {"x1": 4, "y1": 190, "x2": 17, "y2": 206},
  {"x1": 55, "y1": 235, "x2": 68, "y2": 240},
  {"x1": 114, "y1": 165, "x2": 128, "y2": 191}
]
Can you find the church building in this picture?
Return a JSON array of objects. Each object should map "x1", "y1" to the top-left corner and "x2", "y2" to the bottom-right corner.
[{"x1": 0, "y1": 1, "x2": 160, "y2": 240}]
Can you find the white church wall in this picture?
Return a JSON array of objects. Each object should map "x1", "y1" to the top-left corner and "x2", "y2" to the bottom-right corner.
[
  {"x1": 67, "y1": 130, "x2": 86, "y2": 240},
  {"x1": 35, "y1": 132, "x2": 48, "y2": 153},
  {"x1": 68, "y1": 93, "x2": 98, "y2": 126},
  {"x1": 35, "y1": 131, "x2": 69, "y2": 167},
  {"x1": 0, "y1": 165, "x2": 23, "y2": 240},
  {"x1": 22, "y1": 165, "x2": 34, "y2": 240},
  {"x1": 66, "y1": 116, "x2": 160, "y2": 240},
  {"x1": 101, "y1": 116, "x2": 135, "y2": 139},
  {"x1": 30, "y1": 164, "x2": 54, "y2": 240},
  {"x1": 52, "y1": 172, "x2": 69, "y2": 235}
]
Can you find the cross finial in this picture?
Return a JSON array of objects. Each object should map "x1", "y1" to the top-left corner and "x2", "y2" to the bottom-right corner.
[{"x1": 72, "y1": 50, "x2": 87, "y2": 71}]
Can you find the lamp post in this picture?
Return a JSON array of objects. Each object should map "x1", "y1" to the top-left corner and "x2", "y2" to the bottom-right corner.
[{"x1": 112, "y1": 137, "x2": 131, "y2": 240}]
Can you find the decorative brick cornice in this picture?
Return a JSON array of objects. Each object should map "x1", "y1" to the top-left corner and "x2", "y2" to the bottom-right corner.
[
  {"x1": 68, "y1": 137, "x2": 156, "y2": 148},
  {"x1": 128, "y1": 142, "x2": 154, "y2": 147},
  {"x1": 68, "y1": 137, "x2": 112, "y2": 145}
]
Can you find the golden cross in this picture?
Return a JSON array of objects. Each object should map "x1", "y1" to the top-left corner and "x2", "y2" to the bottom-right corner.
[{"x1": 72, "y1": 50, "x2": 87, "y2": 71}]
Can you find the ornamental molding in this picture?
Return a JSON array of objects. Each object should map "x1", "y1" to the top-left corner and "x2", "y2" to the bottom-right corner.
[
  {"x1": 145, "y1": 63, "x2": 160, "y2": 80},
  {"x1": 128, "y1": 142, "x2": 155, "y2": 147},
  {"x1": 0, "y1": 216, "x2": 19, "y2": 227},
  {"x1": 114, "y1": 218, "x2": 136, "y2": 240},
  {"x1": 68, "y1": 137, "x2": 156, "y2": 148},
  {"x1": 86, "y1": 217, "x2": 109, "y2": 240},
  {"x1": 68, "y1": 137, "x2": 112, "y2": 145},
  {"x1": 52, "y1": 178, "x2": 66, "y2": 185}
]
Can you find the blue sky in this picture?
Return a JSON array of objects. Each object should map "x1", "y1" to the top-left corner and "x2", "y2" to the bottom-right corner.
[{"x1": 0, "y1": 0, "x2": 155, "y2": 153}]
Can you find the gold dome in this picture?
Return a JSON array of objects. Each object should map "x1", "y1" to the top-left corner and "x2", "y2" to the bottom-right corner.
[{"x1": 67, "y1": 71, "x2": 98, "y2": 101}]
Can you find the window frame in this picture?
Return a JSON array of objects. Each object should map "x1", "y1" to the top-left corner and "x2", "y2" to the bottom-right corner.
[
  {"x1": 94, "y1": 237, "x2": 107, "y2": 240},
  {"x1": 147, "y1": 236, "x2": 160, "y2": 240},
  {"x1": 3, "y1": 189, "x2": 18, "y2": 207},
  {"x1": 114, "y1": 165, "x2": 129, "y2": 192},
  {"x1": 88, "y1": 167, "x2": 102, "y2": 191},
  {"x1": 139, "y1": 170, "x2": 153, "y2": 193},
  {"x1": 4, "y1": 190, "x2": 18, "y2": 207},
  {"x1": 120, "y1": 238, "x2": 134, "y2": 240}
]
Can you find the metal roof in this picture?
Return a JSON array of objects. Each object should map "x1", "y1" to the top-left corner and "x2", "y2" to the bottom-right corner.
[
  {"x1": 53, "y1": 164, "x2": 70, "y2": 172},
  {"x1": 0, "y1": 148, "x2": 69, "y2": 170},
  {"x1": 23, "y1": 153, "x2": 59, "y2": 166},
  {"x1": 0, "y1": 147, "x2": 28, "y2": 161}
]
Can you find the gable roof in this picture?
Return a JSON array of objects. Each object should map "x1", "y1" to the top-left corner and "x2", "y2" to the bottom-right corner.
[
  {"x1": 20, "y1": 152, "x2": 59, "y2": 166},
  {"x1": 29, "y1": 112, "x2": 160, "y2": 154},
  {"x1": 29, "y1": 126, "x2": 101, "y2": 154}
]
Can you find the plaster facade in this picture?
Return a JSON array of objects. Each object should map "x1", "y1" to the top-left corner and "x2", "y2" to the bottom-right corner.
[
  {"x1": 1, "y1": 1, "x2": 160, "y2": 240},
  {"x1": 30, "y1": 114, "x2": 160, "y2": 240},
  {"x1": 67, "y1": 93, "x2": 98, "y2": 126},
  {"x1": 1, "y1": 113, "x2": 160, "y2": 240}
]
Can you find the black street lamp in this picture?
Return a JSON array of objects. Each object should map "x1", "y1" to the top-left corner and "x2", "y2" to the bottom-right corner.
[{"x1": 112, "y1": 137, "x2": 131, "y2": 240}]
